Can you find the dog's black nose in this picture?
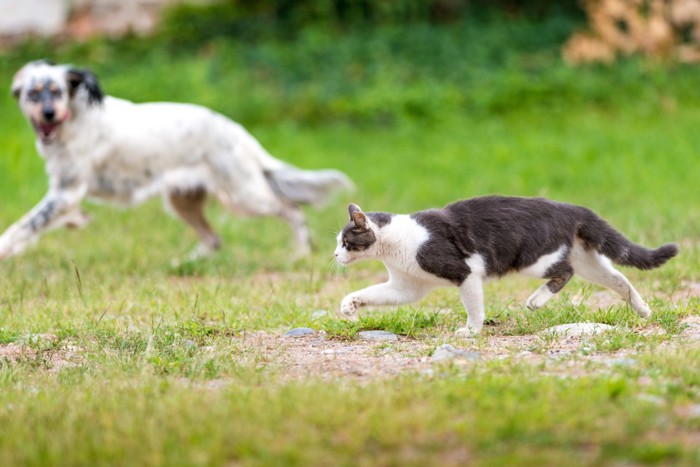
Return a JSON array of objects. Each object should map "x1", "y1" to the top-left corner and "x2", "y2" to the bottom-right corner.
[{"x1": 42, "y1": 108, "x2": 56, "y2": 121}]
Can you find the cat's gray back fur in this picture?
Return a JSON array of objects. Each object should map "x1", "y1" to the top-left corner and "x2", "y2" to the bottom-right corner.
[{"x1": 411, "y1": 196, "x2": 586, "y2": 284}]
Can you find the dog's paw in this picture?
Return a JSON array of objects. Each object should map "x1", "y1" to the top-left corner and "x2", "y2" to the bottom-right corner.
[
  {"x1": 189, "y1": 243, "x2": 219, "y2": 261},
  {"x1": 64, "y1": 210, "x2": 92, "y2": 229},
  {"x1": 169, "y1": 246, "x2": 212, "y2": 274},
  {"x1": 339, "y1": 296, "x2": 361, "y2": 321},
  {"x1": 0, "y1": 234, "x2": 21, "y2": 260}
]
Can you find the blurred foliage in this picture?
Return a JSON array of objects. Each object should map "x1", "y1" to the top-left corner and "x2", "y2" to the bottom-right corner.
[
  {"x1": 160, "y1": 0, "x2": 584, "y2": 43},
  {"x1": 1, "y1": 1, "x2": 697, "y2": 126}
]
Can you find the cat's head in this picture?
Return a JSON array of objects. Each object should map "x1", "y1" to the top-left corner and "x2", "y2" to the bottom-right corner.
[{"x1": 334, "y1": 204, "x2": 381, "y2": 265}]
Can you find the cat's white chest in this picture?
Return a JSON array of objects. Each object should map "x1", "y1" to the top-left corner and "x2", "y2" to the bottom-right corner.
[
  {"x1": 381, "y1": 215, "x2": 428, "y2": 263},
  {"x1": 381, "y1": 215, "x2": 452, "y2": 285}
]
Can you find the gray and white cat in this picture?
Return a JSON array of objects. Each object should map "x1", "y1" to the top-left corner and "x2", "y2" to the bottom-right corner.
[{"x1": 333, "y1": 196, "x2": 678, "y2": 334}]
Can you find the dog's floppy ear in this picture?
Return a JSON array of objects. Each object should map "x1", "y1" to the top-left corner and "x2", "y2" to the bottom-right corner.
[
  {"x1": 11, "y1": 66, "x2": 27, "y2": 100},
  {"x1": 66, "y1": 68, "x2": 104, "y2": 105}
]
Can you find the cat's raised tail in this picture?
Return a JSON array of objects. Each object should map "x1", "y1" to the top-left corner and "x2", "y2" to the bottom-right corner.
[{"x1": 577, "y1": 210, "x2": 679, "y2": 270}]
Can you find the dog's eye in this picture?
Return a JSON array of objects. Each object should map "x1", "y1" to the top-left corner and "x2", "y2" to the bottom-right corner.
[
  {"x1": 51, "y1": 89, "x2": 62, "y2": 97},
  {"x1": 27, "y1": 90, "x2": 40, "y2": 101}
]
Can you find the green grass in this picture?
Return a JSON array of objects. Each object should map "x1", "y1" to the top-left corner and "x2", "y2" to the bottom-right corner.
[
  {"x1": 1, "y1": 364, "x2": 698, "y2": 466},
  {"x1": 1, "y1": 19, "x2": 700, "y2": 466}
]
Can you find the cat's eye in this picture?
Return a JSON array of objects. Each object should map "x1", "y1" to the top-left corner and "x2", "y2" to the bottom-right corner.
[{"x1": 342, "y1": 238, "x2": 349, "y2": 248}]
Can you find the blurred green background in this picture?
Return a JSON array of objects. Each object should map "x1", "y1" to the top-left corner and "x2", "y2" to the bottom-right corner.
[
  {"x1": 1, "y1": 0, "x2": 698, "y2": 245},
  {"x1": 0, "y1": 3, "x2": 699, "y2": 465}
]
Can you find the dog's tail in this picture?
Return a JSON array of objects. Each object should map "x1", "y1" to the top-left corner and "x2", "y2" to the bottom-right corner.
[
  {"x1": 230, "y1": 122, "x2": 353, "y2": 207},
  {"x1": 264, "y1": 167, "x2": 354, "y2": 207},
  {"x1": 576, "y1": 208, "x2": 679, "y2": 270}
]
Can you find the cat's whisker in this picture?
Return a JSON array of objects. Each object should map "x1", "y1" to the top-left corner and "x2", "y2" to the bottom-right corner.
[{"x1": 327, "y1": 258, "x2": 346, "y2": 278}]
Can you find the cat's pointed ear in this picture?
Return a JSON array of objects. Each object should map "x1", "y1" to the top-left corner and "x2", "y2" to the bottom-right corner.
[{"x1": 348, "y1": 203, "x2": 369, "y2": 231}]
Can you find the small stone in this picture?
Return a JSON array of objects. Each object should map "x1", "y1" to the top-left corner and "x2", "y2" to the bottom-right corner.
[
  {"x1": 184, "y1": 340, "x2": 197, "y2": 350},
  {"x1": 311, "y1": 310, "x2": 329, "y2": 320},
  {"x1": 284, "y1": 327, "x2": 315, "y2": 338},
  {"x1": 687, "y1": 405, "x2": 700, "y2": 419},
  {"x1": 431, "y1": 344, "x2": 481, "y2": 362},
  {"x1": 358, "y1": 330, "x2": 398, "y2": 342},
  {"x1": 22, "y1": 333, "x2": 59, "y2": 345},
  {"x1": 544, "y1": 323, "x2": 614, "y2": 337},
  {"x1": 638, "y1": 376, "x2": 653, "y2": 386},
  {"x1": 637, "y1": 394, "x2": 665, "y2": 406},
  {"x1": 607, "y1": 358, "x2": 637, "y2": 367}
]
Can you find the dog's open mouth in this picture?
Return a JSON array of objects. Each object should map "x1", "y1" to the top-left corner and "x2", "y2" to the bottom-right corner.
[{"x1": 32, "y1": 120, "x2": 62, "y2": 144}]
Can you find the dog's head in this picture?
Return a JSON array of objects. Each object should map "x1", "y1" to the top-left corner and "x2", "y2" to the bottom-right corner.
[{"x1": 11, "y1": 60, "x2": 103, "y2": 144}]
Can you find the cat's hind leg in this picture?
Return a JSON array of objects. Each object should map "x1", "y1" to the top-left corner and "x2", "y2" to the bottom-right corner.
[
  {"x1": 455, "y1": 273, "x2": 485, "y2": 335},
  {"x1": 339, "y1": 279, "x2": 431, "y2": 320},
  {"x1": 570, "y1": 242, "x2": 651, "y2": 317},
  {"x1": 525, "y1": 262, "x2": 574, "y2": 310}
]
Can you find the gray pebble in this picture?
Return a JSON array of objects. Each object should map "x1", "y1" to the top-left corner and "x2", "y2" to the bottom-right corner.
[
  {"x1": 544, "y1": 323, "x2": 615, "y2": 337},
  {"x1": 687, "y1": 405, "x2": 700, "y2": 419},
  {"x1": 284, "y1": 327, "x2": 315, "y2": 338},
  {"x1": 431, "y1": 344, "x2": 481, "y2": 362},
  {"x1": 637, "y1": 394, "x2": 665, "y2": 406},
  {"x1": 311, "y1": 310, "x2": 329, "y2": 320},
  {"x1": 607, "y1": 358, "x2": 637, "y2": 367},
  {"x1": 358, "y1": 330, "x2": 398, "y2": 342},
  {"x1": 20, "y1": 333, "x2": 59, "y2": 345}
]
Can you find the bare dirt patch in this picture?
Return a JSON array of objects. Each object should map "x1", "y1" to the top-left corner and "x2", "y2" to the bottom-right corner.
[
  {"x1": 237, "y1": 332, "x2": 435, "y2": 381},
  {"x1": 238, "y1": 314, "x2": 700, "y2": 381},
  {"x1": 0, "y1": 335, "x2": 83, "y2": 373}
]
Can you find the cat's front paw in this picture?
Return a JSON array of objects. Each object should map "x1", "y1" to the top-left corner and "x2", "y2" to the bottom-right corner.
[
  {"x1": 634, "y1": 302, "x2": 652, "y2": 319},
  {"x1": 455, "y1": 324, "x2": 481, "y2": 337},
  {"x1": 339, "y1": 295, "x2": 361, "y2": 321}
]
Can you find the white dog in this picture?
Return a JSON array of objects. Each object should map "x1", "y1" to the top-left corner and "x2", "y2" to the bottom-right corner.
[{"x1": 1, "y1": 60, "x2": 352, "y2": 260}]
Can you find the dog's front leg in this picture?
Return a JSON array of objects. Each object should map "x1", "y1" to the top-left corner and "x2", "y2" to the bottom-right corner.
[{"x1": 0, "y1": 186, "x2": 87, "y2": 260}]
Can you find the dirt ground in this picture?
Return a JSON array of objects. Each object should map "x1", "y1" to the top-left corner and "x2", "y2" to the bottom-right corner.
[
  {"x1": 2, "y1": 285, "x2": 699, "y2": 381},
  {"x1": 249, "y1": 284, "x2": 700, "y2": 381},
  {"x1": 249, "y1": 315, "x2": 700, "y2": 381}
]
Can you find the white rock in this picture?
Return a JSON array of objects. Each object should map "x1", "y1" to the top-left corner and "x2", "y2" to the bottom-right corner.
[
  {"x1": 431, "y1": 344, "x2": 480, "y2": 362},
  {"x1": 543, "y1": 322, "x2": 615, "y2": 337},
  {"x1": 357, "y1": 331, "x2": 398, "y2": 342},
  {"x1": 311, "y1": 310, "x2": 329, "y2": 320}
]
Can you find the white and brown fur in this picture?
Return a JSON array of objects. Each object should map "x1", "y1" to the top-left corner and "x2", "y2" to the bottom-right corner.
[
  {"x1": 334, "y1": 196, "x2": 678, "y2": 334},
  {"x1": 0, "y1": 60, "x2": 352, "y2": 260}
]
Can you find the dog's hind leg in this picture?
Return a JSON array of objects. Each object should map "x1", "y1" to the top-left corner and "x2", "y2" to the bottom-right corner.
[
  {"x1": 279, "y1": 203, "x2": 311, "y2": 258},
  {"x1": 168, "y1": 188, "x2": 221, "y2": 259},
  {"x1": 214, "y1": 182, "x2": 313, "y2": 257}
]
